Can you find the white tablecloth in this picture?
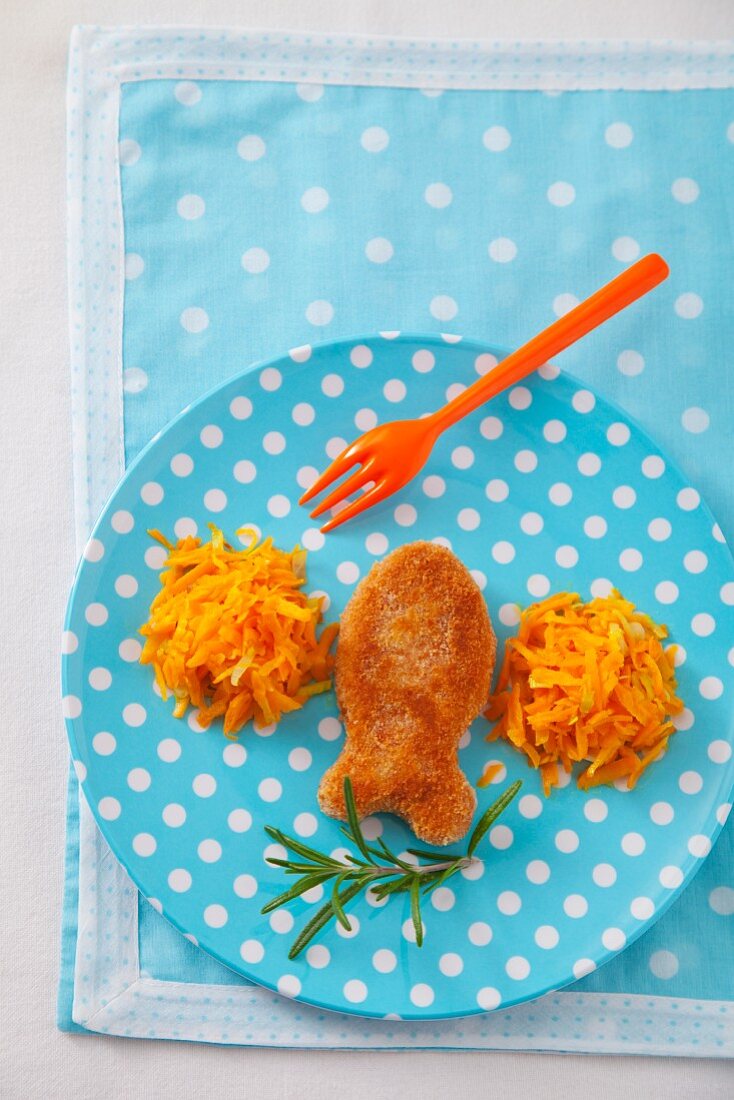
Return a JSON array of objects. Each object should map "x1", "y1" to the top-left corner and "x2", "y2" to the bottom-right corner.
[{"x1": 3, "y1": 0, "x2": 733, "y2": 1097}]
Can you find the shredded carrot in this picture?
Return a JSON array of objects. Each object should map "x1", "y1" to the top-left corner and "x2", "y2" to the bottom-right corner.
[
  {"x1": 484, "y1": 590, "x2": 684, "y2": 793},
  {"x1": 477, "y1": 762, "x2": 504, "y2": 789},
  {"x1": 139, "y1": 525, "x2": 337, "y2": 737}
]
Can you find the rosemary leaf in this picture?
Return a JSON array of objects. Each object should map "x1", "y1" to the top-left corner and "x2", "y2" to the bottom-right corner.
[
  {"x1": 288, "y1": 879, "x2": 364, "y2": 960},
  {"x1": 405, "y1": 847, "x2": 464, "y2": 863},
  {"x1": 423, "y1": 862, "x2": 462, "y2": 893},
  {"x1": 331, "y1": 873, "x2": 353, "y2": 931},
  {"x1": 372, "y1": 875, "x2": 414, "y2": 900},
  {"x1": 467, "y1": 779, "x2": 522, "y2": 857},
  {"x1": 260, "y1": 871, "x2": 335, "y2": 914},
  {"x1": 342, "y1": 777, "x2": 375, "y2": 864},
  {"x1": 410, "y1": 877, "x2": 423, "y2": 947},
  {"x1": 375, "y1": 836, "x2": 413, "y2": 870},
  {"x1": 267, "y1": 831, "x2": 342, "y2": 867},
  {"x1": 263, "y1": 776, "x2": 522, "y2": 960}
]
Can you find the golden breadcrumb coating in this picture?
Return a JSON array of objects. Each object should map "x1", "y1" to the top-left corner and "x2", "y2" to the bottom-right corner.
[{"x1": 318, "y1": 541, "x2": 496, "y2": 845}]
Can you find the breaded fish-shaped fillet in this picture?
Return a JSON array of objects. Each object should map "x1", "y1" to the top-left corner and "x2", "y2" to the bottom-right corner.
[{"x1": 318, "y1": 541, "x2": 496, "y2": 845}]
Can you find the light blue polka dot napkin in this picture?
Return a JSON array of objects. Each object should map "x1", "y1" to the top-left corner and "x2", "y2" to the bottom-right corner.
[{"x1": 59, "y1": 27, "x2": 734, "y2": 1053}]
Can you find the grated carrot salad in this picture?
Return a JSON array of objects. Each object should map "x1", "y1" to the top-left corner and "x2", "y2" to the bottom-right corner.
[
  {"x1": 484, "y1": 590, "x2": 684, "y2": 795},
  {"x1": 139, "y1": 526, "x2": 338, "y2": 737}
]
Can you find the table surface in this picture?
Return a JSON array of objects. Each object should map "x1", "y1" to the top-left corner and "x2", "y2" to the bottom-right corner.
[{"x1": 3, "y1": 1, "x2": 734, "y2": 1098}]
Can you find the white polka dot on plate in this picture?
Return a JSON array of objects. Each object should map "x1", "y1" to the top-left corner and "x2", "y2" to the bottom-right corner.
[
  {"x1": 684, "y1": 550, "x2": 709, "y2": 576},
  {"x1": 266, "y1": 494, "x2": 290, "y2": 519},
  {"x1": 168, "y1": 868, "x2": 192, "y2": 893},
  {"x1": 708, "y1": 739, "x2": 732, "y2": 764},
  {"x1": 602, "y1": 927, "x2": 626, "y2": 951},
  {"x1": 193, "y1": 773, "x2": 216, "y2": 797},
  {"x1": 563, "y1": 894, "x2": 588, "y2": 918},
  {"x1": 492, "y1": 541, "x2": 515, "y2": 564},
  {"x1": 688, "y1": 834, "x2": 711, "y2": 858},
  {"x1": 98, "y1": 796, "x2": 121, "y2": 820},
  {"x1": 621, "y1": 832, "x2": 646, "y2": 856},
  {"x1": 659, "y1": 865, "x2": 684, "y2": 889},
  {"x1": 383, "y1": 378, "x2": 406, "y2": 402},
  {"x1": 514, "y1": 449, "x2": 537, "y2": 473},
  {"x1": 230, "y1": 396, "x2": 253, "y2": 421},
  {"x1": 578, "y1": 452, "x2": 602, "y2": 476},
  {"x1": 293, "y1": 813, "x2": 318, "y2": 838},
  {"x1": 607, "y1": 422, "x2": 631, "y2": 446},
  {"x1": 555, "y1": 829, "x2": 579, "y2": 854},
  {"x1": 229, "y1": 810, "x2": 252, "y2": 834},
  {"x1": 700, "y1": 676, "x2": 723, "y2": 700},
  {"x1": 457, "y1": 507, "x2": 480, "y2": 531},
  {"x1": 535, "y1": 925, "x2": 560, "y2": 949},
  {"x1": 549, "y1": 482, "x2": 572, "y2": 506},
  {"x1": 518, "y1": 513, "x2": 544, "y2": 538},
  {"x1": 480, "y1": 416, "x2": 503, "y2": 441},
  {"x1": 132, "y1": 833, "x2": 156, "y2": 857},
  {"x1": 162, "y1": 803, "x2": 186, "y2": 828},
  {"x1": 555, "y1": 545, "x2": 579, "y2": 569},
  {"x1": 258, "y1": 777, "x2": 282, "y2": 802},
  {"x1": 650, "y1": 801, "x2": 675, "y2": 826},
  {"x1": 354, "y1": 408, "x2": 377, "y2": 432},
  {"x1": 543, "y1": 419, "x2": 567, "y2": 443},
  {"x1": 263, "y1": 431, "x2": 286, "y2": 455},
  {"x1": 505, "y1": 956, "x2": 530, "y2": 980},
  {"x1": 240, "y1": 939, "x2": 265, "y2": 963},
  {"x1": 349, "y1": 344, "x2": 372, "y2": 368},
  {"x1": 343, "y1": 979, "x2": 368, "y2": 1003},
  {"x1": 691, "y1": 612, "x2": 715, "y2": 637},
  {"x1": 111, "y1": 509, "x2": 134, "y2": 534},
  {"x1": 526, "y1": 860, "x2": 551, "y2": 885},
  {"x1": 202, "y1": 488, "x2": 226, "y2": 513},
  {"x1": 572, "y1": 389, "x2": 596, "y2": 414},
  {"x1": 642, "y1": 455, "x2": 666, "y2": 479},
  {"x1": 527, "y1": 574, "x2": 550, "y2": 598}
]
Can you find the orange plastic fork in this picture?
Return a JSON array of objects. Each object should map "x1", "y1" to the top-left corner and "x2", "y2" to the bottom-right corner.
[{"x1": 301, "y1": 253, "x2": 669, "y2": 533}]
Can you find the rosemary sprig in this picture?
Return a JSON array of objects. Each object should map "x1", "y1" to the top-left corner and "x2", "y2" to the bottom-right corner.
[{"x1": 261, "y1": 776, "x2": 521, "y2": 960}]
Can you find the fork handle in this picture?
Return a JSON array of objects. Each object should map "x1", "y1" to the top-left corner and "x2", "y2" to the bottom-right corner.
[{"x1": 427, "y1": 253, "x2": 669, "y2": 436}]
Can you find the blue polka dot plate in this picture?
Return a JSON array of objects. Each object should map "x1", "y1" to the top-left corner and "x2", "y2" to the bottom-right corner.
[{"x1": 61, "y1": 334, "x2": 734, "y2": 1020}]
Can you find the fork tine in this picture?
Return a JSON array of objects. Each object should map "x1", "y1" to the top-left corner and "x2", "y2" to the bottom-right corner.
[
  {"x1": 319, "y1": 479, "x2": 395, "y2": 533},
  {"x1": 309, "y1": 465, "x2": 374, "y2": 519},
  {"x1": 298, "y1": 445, "x2": 360, "y2": 506}
]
